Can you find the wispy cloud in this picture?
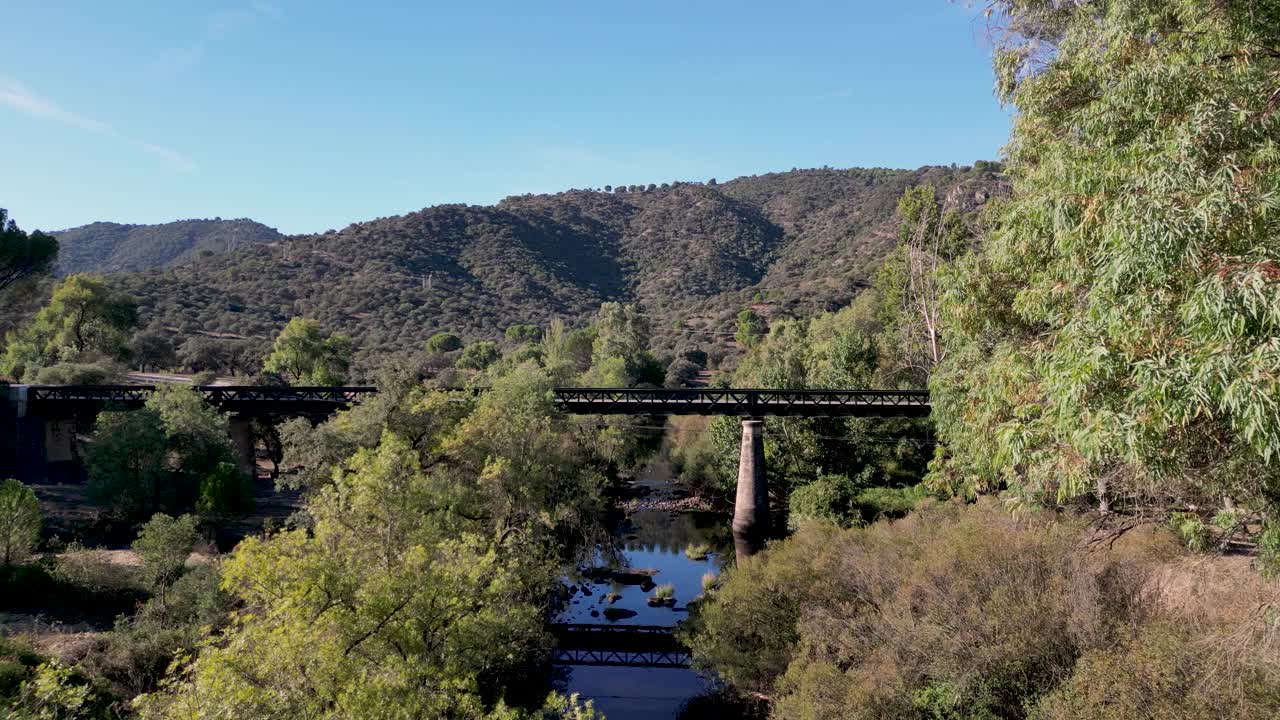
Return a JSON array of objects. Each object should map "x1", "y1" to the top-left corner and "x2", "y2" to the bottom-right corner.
[
  {"x1": 0, "y1": 76, "x2": 197, "y2": 172},
  {"x1": 152, "y1": 3, "x2": 282, "y2": 78}
]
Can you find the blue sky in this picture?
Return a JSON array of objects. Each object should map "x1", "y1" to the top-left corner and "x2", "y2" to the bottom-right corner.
[{"x1": 1, "y1": 2, "x2": 1008, "y2": 235}]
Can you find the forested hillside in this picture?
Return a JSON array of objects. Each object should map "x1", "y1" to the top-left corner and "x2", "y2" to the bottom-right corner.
[
  {"x1": 54, "y1": 219, "x2": 283, "y2": 275},
  {"x1": 108, "y1": 165, "x2": 1002, "y2": 368}
]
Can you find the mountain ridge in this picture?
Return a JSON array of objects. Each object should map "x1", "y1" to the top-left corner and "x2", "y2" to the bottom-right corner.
[
  {"x1": 53, "y1": 218, "x2": 284, "y2": 275},
  {"x1": 92, "y1": 164, "x2": 1004, "y2": 369}
]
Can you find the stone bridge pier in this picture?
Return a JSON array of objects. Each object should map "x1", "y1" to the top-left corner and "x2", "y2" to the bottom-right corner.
[
  {"x1": 732, "y1": 418, "x2": 769, "y2": 562},
  {"x1": 228, "y1": 415, "x2": 257, "y2": 479}
]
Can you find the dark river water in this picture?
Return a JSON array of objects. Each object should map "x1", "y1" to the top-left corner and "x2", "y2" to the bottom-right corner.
[{"x1": 558, "y1": 452, "x2": 730, "y2": 719}]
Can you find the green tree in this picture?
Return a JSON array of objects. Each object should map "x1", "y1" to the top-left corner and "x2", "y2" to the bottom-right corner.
[
  {"x1": 425, "y1": 331, "x2": 463, "y2": 353},
  {"x1": 132, "y1": 513, "x2": 199, "y2": 603},
  {"x1": 147, "y1": 386, "x2": 235, "y2": 482},
  {"x1": 456, "y1": 341, "x2": 500, "y2": 370},
  {"x1": 874, "y1": 184, "x2": 969, "y2": 387},
  {"x1": 930, "y1": 0, "x2": 1280, "y2": 529},
  {"x1": 587, "y1": 302, "x2": 661, "y2": 386},
  {"x1": 734, "y1": 308, "x2": 766, "y2": 348},
  {"x1": 262, "y1": 318, "x2": 352, "y2": 385},
  {"x1": 131, "y1": 331, "x2": 178, "y2": 373},
  {"x1": 86, "y1": 387, "x2": 241, "y2": 520},
  {"x1": 178, "y1": 336, "x2": 231, "y2": 374},
  {"x1": 504, "y1": 324, "x2": 542, "y2": 345},
  {"x1": 540, "y1": 319, "x2": 594, "y2": 382},
  {"x1": 0, "y1": 208, "x2": 58, "y2": 294},
  {"x1": 135, "y1": 366, "x2": 604, "y2": 719},
  {"x1": 0, "y1": 275, "x2": 137, "y2": 381},
  {"x1": 84, "y1": 410, "x2": 171, "y2": 519},
  {"x1": 0, "y1": 479, "x2": 41, "y2": 565}
]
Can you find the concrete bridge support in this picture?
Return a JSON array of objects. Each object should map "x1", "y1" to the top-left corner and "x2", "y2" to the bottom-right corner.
[
  {"x1": 0, "y1": 386, "x2": 19, "y2": 480},
  {"x1": 3, "y1": 386, "x2": 48, "y2": 482},
  {"x1": 732, "y1": 418, "x2": 769, "y2": 561},
  {"x1": 228, "y1": 415, "x2": 256, "y2": 479},
  {"x1": 44, "y1": 419, "x2": 77, "y2": 463}
]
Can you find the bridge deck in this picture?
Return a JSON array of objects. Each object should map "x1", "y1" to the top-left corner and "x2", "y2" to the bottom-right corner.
[
  {"x1": 553, "y1": 388, "x2": 930, "y2": 417},
  {"x1": 21, "y1": 385, "x2": 378, "y2": 417},
  {"x1": 14, "y1": 385, "x2": 930, "y2": 418}
]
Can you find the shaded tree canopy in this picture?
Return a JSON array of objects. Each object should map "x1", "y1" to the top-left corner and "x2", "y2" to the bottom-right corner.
[{"x1": 0, "y1": 208, "x2": 58, "y2": 293}]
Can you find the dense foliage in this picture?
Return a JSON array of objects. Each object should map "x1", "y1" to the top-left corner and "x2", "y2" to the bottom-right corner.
[
  {"x1": 930, "y1": 0, "x2": 1280, "y2": 538},
  {"x1": 686, "y1": 500, "x2": 1280, "y2": 719},
  {"x1": 53, "y1": 218, "x2": 282, "y2": 275},
  {"x1": 134, "y1": 367, "x2": 607, "y2": 719},
  {"x1": 84, "y1": 386, "x2": 249, "y2": 523}
]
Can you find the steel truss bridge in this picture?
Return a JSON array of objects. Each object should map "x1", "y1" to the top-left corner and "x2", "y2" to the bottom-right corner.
[
  {"x1": 19, "y1": 385, "x2": 929, "y2": 418},
  {"x1": 22, "y1": 385, "x2": 378, "y2": 417},
  {"x1": 552, "y1": 387, "x2": 929, "y2": 417},
  {"x1": 550, "y1": 623, "x2": 690, "y2": 669}
]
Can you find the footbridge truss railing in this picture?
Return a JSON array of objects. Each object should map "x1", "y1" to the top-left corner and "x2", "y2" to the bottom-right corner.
[
  {"x1": 552, "y1": 387, "x2": 930, "y2": 417},
  {"x1": 550, "y1": 623, "x2": 690, "y2": 669}
]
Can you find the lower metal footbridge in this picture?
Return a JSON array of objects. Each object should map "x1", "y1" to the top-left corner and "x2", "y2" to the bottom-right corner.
[{"x1": 550, "y1": 623, "x2": 690, "y2": 669}]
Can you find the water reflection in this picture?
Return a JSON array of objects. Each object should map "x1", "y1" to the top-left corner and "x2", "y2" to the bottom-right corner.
[
  {"x1": 558, "y1": 450, "x2": 735, "y2": 717},
  {"x1": 560, "y1": 510, "x2": 724, "y2": 625}
]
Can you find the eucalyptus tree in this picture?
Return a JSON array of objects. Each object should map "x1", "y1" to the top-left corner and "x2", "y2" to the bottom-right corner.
[{"x1": 931, "y1": 0, "x2": 1280, "y2": 538}]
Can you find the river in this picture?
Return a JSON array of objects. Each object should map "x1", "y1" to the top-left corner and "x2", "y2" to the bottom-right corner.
[{"x1": 557, "y1": 449, "x2": 732, "y2": 719}]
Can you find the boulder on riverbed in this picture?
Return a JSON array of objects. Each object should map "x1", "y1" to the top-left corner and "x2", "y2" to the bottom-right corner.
[
  {"x1": 603, "y1": 608, "x2": 638, "y2": 621},
  {"x1": 582, "y1": 567, "x2": 659, "y2": 586}
]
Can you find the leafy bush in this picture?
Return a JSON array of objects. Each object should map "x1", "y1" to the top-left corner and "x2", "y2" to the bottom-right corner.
[
  {"x1": 6, "y1": 659, "x2": 119, "y2": 719},
  {"x1": 788, "y1": 472, "x2": 860, "y2": 527},
  {"x1": 74, "y1": 563, "x2": 231, "y2": 700},
  {"x1": 196, "y1": 462, "x2": 253, "y2": 516},
  {"x1": 53, "y1": 543, "x2": 146, "y2": 595},
  {"x1": 132, "y1": 513, "x2": 199, "y2": 598},
  {"x1": 685, "y1": 543, "x2": 711, "y2": 561},
  {"x1": 456, "y1": 341, "x2": 499, "y2": 370},
  {"x1": 30, "y1": 360, "x2": 125, "y2": 385},
  {"x1": 688, "y1": 500, "x2": 1177, "y2": 717},
  {"x1": 0, "y1": 478, "x2": 42, "y2": 565},
  {"x1": 1170, "y1": 512, "x2": 1212, "y2": 552},
  {"x1": 1031, "y1": 622, "x2": 1280, "y2": 720}
]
